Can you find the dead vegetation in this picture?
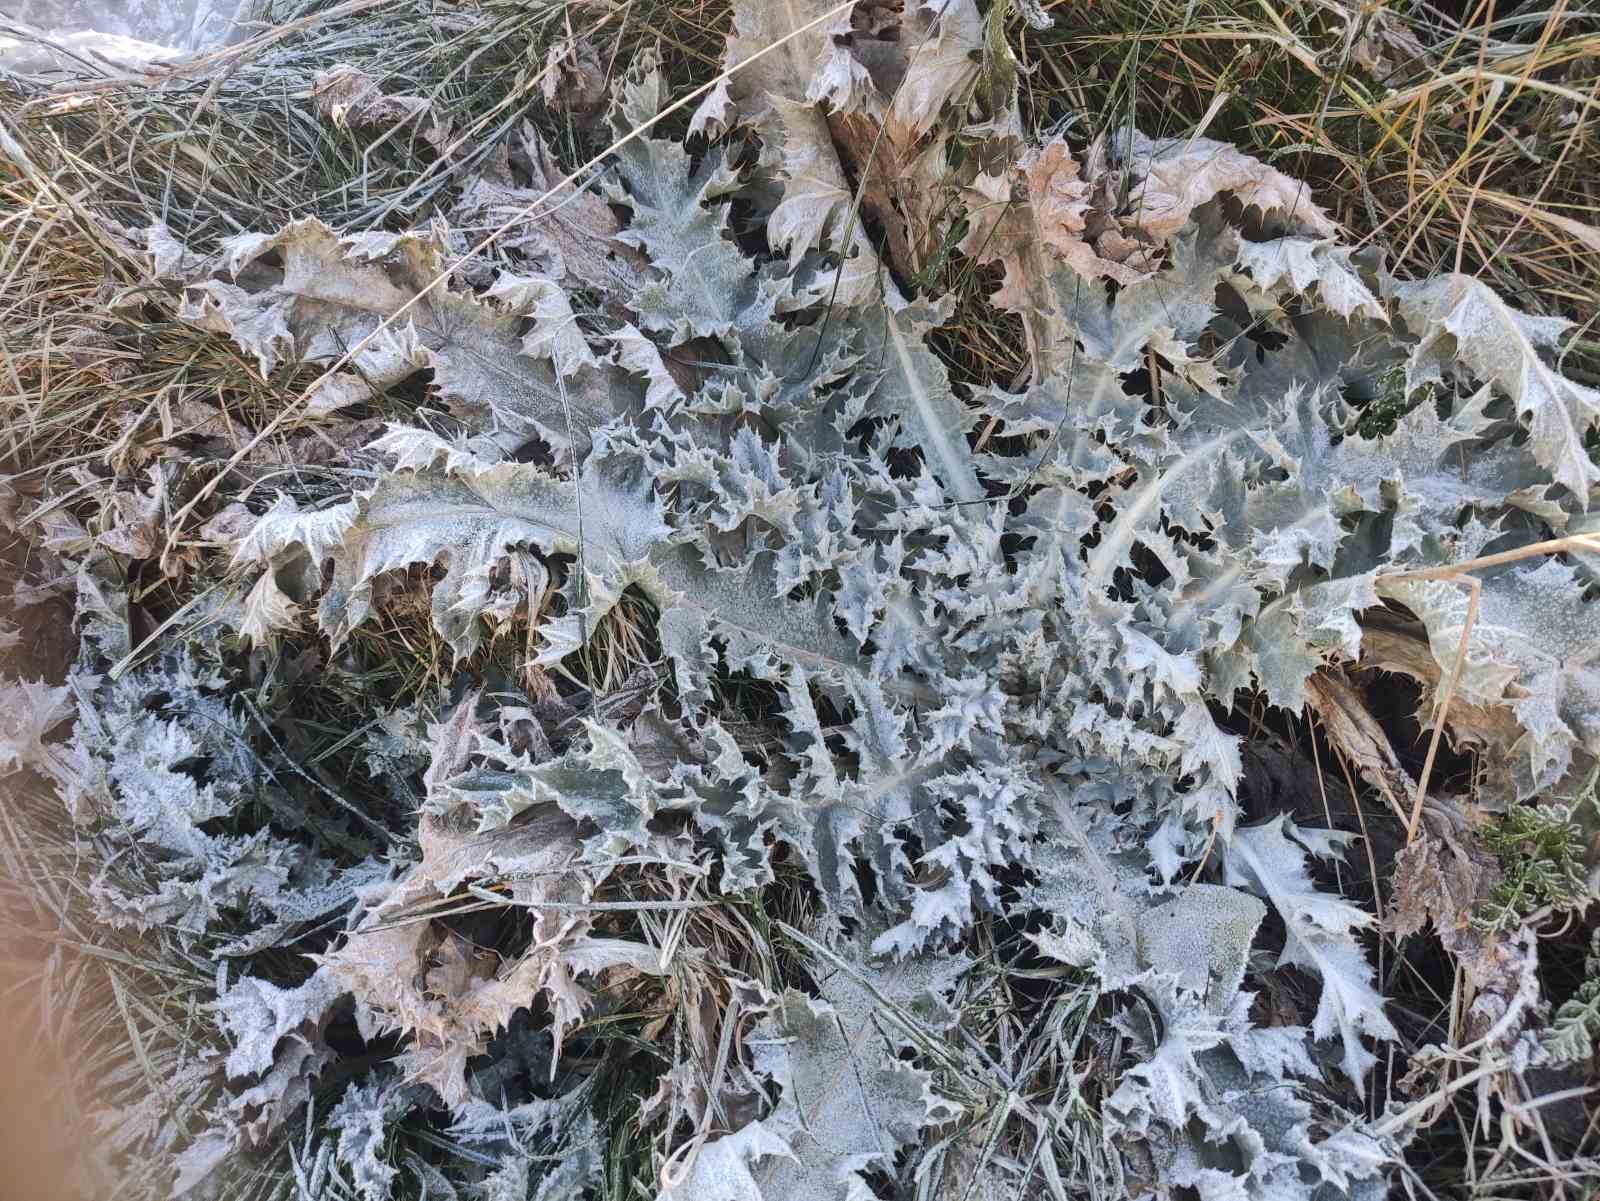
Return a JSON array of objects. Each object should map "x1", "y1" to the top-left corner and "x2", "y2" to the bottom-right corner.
[{"x1": 2, "y1": 3, "x2": 1600, "y2": 1200}]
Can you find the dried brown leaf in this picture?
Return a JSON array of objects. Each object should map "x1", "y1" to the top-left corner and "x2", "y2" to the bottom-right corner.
[
  {"x1": 958, "y1": 137, "x2": 1155, "y2": 368},
  {"x1": 827, "y1": 109, "x2": 951, "y2": 282},
  {"x1": 1387, "y1": 803, "x2": 1537, "y2": 1052},
  {"x1": 540, "y1": 38, "x2": 607, "y2": 116},
  {"x1": 1304, "y1": 668, "x2": 1415, "y2": 823},
  {"x1": 1388, "y1": 805, "x2": 1495, "y2": 941},
  {"x1": 319, "y1": 802, "x2": 662, "y2": 1108},
  {"x1": 311, "y1": 64, "x2": 449, "y2": 148},
  {"x1": 1126, "y1": 134, "x2": 1337, "y2": 242},
  {"x1": 1026, "y1": 140, "x2": 1158, "y2": 281},
  {"x1": 1359, "y1": 622, "x2": 1531, "y2": 807},
  {"x1": 453, "y1": 126, "x2": 650, "y2": 301}
]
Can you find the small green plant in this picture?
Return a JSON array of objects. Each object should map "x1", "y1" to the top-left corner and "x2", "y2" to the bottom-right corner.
[
  {"x1": 1477, "y1": 778, "x2": 1597, "y2": 934},
  {"x1": 1548, "y1": 928, "x2": 1600, "y2": 1063},
  {"x1": 1354, "y1": 366, "x2": 1428, "y2": 440}
]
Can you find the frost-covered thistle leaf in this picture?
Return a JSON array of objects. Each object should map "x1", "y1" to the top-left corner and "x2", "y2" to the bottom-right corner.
[
  {"x1": 629, "y1": 546, "x2": 873, "y2": 709},
  {"x1": 764, "y1": 94, "x2": 883, "y2": 305},
  {"x1": 202, "y1": 969, "x2": 343, "y2": 1160},
  {"x1": 611, "y1": 68, "x2": 757, "y2": 344},
  {"x1": 1237, "y1": 236, "x2": 1385, "y2": 322},
  {"x1": 238, "y1": 431, "x2": 874, "y2": 698},
  {"x1": 1022, "y1": 789, "x2": 1391, "y2": 1198},
  {"x1": 173, "y1": 218, "x2": 634, "y2": 455},
  {"x1": 0, "y1": 676, "x2": 75, "y2": 775},
  {"x1": 104, "y1": 715, "x2": 239, "y2": 857},
  {"x1": 863, "y1": 300, "x2": 985, "y2": 502},
  {"x1": 485, "y1": 271, "x2": 600, "y2": 376},
  {"x1": 237, "y1": 568, "x2": 300, "y2": 649},
  {"x1": 688, "y1": 0, "x2": 866, "y2": 137},
  {"x1": 689, "y1": 1, "x2": 884, "y2": 305},
  {"x1": 1029, "y1": 787, "x2": 1264, "y2": 997},
  {"x1": 690, "y1": 0, "x2": 996, "y2": 500},
  {"x1": 443, "y1": 1098, "x2": 605, "y2": 1201},
  {"x1": 886, "y1": 0, "x2": 987, "y2": 137},
  {"x1": 1395, "y1": 272, "x2": 1600, "y2": 495},
  {"x1": 52, "y1": 627, "x2": 386, "y2": 947},
  {"x1": 475, "y1": 1113, "x2": 605, "y2": 1201},
  {"x1": 216, "y1": 970, "x2": 343, "y2": 1081},
  {"x1": 1069, "y1": 205, "x2": 1240, "y2": 372},
  {"x1": 451, "y1": 124, "x2": 651, "y2": 301},
  {"x1": 1109, "y1": 979, "x2": 1390, "y2": 1200},
  {"x1": 667, "y1": 941, "x2": 962, "y2": 1201},
  {"x1": 1380, "y1": 559, "x2": 1600, "y2": 794},
  {"x1": 1126, "y1": 133, "x2": 1337, "y2": 242},
  {"x1": 1223, "y1": 818, "x2": 1397, "y2": 1089},
  {"x1": 616, "y1": 57, "x2": 984, "y2": 507},
  {"x1": 611, "y1": 322, "x2": 684, "y2": 410},
  {"x1": 609, "y1": 56, "x2": 883, "y2": 469},
  {"x1": 329, "y1": 1076, "x2": 418, "y2": 1201},
  {"x1": 237, "y1": 444, "x2": 665, "y2": 660},
  {"x1": 481, "y1": 677, "x2": 956, "y2": 926},
  {"x1": 664, "y1": 1121, "x2": 794, "y2": 1201},
  {"x1": 762, "y1": 670, "x2": 948, "y2": 924}
]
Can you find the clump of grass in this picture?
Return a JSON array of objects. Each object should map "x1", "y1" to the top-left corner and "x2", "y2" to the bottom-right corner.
[{"x1": 2, "y1": 0, "x2": 578, "y2": 245}]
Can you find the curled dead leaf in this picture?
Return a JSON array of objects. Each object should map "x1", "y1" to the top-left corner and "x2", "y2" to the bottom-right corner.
[
  {"x1": 541, "y1": 38, "x2": 608, "y2": 116},
  {"x1": 319, "y1": 786, "x2": 667, "y2": 1110},
  {"x1": 958, "y1": 136, "x2": 1156, "y2": 369},
  {"x1": 1359, "y1": 620, "x2": 1535, "y2": 809},
  {"x1": 1125, "y1": 132, "x2": 1337, "y2": 242},
  {"x1": 311, "y1": 64, "x2": 450, "y2": 149},
  {"x1": 1305, "y1": 667, "x2": 1415, "y2": 824}
]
